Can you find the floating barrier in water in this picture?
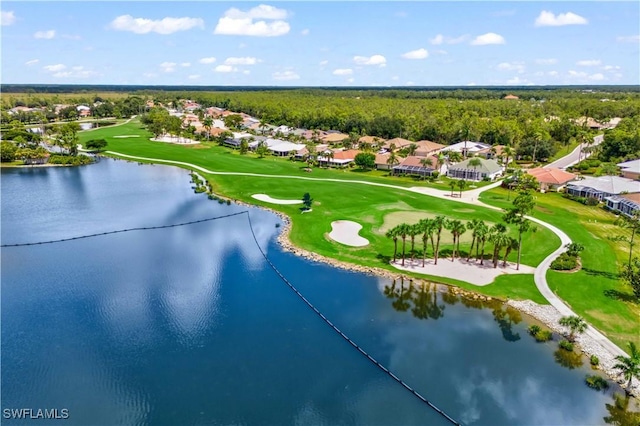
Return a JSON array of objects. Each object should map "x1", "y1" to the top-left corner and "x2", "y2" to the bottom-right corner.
[{"x1": 2, "y1": 209, "x2": 461, "y2": 424}]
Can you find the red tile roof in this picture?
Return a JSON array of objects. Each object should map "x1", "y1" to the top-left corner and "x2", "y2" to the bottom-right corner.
[{"x1": 527, "y1": 168, "x2": 576, "y2": 185}]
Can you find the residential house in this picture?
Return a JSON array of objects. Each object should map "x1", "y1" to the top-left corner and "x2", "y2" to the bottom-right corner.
[
  {"x1": 321, "y1": 132, "x2": 349, "y2": 145},
  {"x1": 617, "y1": 159, "x2": 640, "y2": 180},
  {"x1": 392, "y1": 156, "x2": 436, "y2": 178},
  {"x1": 566, "y1": 176, "x2": 640, "y2": 200},
  {"x1": 293, "y1": 144, "x2": 329, "y2": 161},
  {"x1": 317, "y1": 149, "x2": 360, "y2": 167},
  {"x1": 413, "y1": 140, "x2": 445, "y2": 157},
  {"x1": 503, "y1": 94, "x2": 519, "y2": 100},
  {"x1": 574, "y1": 116, "x2": 603, "y2": 130},
  {"x1": 374, "y1": 152, "x2": 392, "y2": 170},
  {"x1": 526, "y1": 168, "x2": 576, "y2": 192},
  {"x1": 382, "y1": 138, "x2": 413, "y2": 150},
  {"x1": 605, "y1": 193, "x2": 640, "y2": 218},
  {"x1": 447, "y1": 158, "x2": 503, "y2": 181},
  {"x1": 76, "y1": 105, "x2": 91, "y2": 117},
  {"x1": 359, "y1": 135, "x2": 385, "y2": 148},
  {"x1": 441, "y1": 141, "x2": 491, "y2": 157}
]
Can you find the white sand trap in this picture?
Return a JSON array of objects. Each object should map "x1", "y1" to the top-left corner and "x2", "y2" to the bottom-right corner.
[
  {"x1": 151, "y1": 135, "x2": 199, "y2": 144},
  {"x1": 113, "y1": 135, "x2": 141, "y2": 138},
  {"x1": 391, "y1": 258, "x2": 535, "y2": 286},
  {"x1": 329, "y1": 220, "x2": 369, "y2": 247},
  {"x1": 251, "y1": 194, "x2": 303, "y2": 205}
]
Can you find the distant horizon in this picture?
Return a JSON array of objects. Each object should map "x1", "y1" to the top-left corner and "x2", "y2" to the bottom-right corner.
[{"x1": 1, "y1": 2, "x2": 638, "y2": 86}]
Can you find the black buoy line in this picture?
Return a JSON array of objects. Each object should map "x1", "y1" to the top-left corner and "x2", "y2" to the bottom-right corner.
[
  {"x1": 2, "y1": 209, "x2": 461, "y2": 424},
  {"x1": 244, "y1": 212, "x2": 461, "y2": 425}
]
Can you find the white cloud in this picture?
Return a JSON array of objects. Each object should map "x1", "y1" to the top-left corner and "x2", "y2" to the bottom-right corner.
[
  {"x1": 353, "y1": 55, "x2": 386, "y2": 66},
  {"x1": 319, "y1": 60, "x2": 329, "y2": 66},
  {"x1": 43, "y1": 64, "x2": 66, "y2": 72},
  {"x1": 496, "y1": 62, "x2": 525, "y2": 73},
  {"x1": 1, "y1": 10, "x2": 16, "y2": 26},
  {"x1": 242, "y1": 70, "x2": 250, "y2": 75},
  {"x1": 34, "y1": 30, "x2": 56, "y2": 39},
  {"x1": 333, "y1": 68, "x2": 353, "y2": 76},
  {"x1": 401, "y1": 48, "x2": 428, "y2": 59},
  {"x1": 25, "y1": 59, "x2": 39, "y2": 66},
  {"x1": 181, "y1": 62, "x2": 191, "y2": 67},
  {"x1": 224, "y1": 56, "x2": 259, "y2": 65},
  {"x1": 471, "y1": 32, "x2": 505, "y2": 45},
  {"x1": 548, "y1": 71, "x2": 559, "y2": 77},
  {"x1": 199, "y1": 57, "x2": 216, "y2": 64},
  {"x1": 603, "y1": 65, "x2": 621, "y2": 71},
  {"x1": 429, "y1": 34, "x2": 468, "y2": 45},
  {"x1": 347, "y1": 78, "x2": 355, "y2": 83},
  {"x1": 589, "y1": 73, "x2": 605, "y2": 81},
  {"x1": 617, "y1": 35, "x2": 640, "y2": 43},
  {"x1": 534, "y1": 11, "x2": 588, "y2": 27},
  {"x1": 109, "y1": 15, "x2": 204, "y2": 34},
  {"x1": 160, "y1": 62, "x2": 177, "y2": 72},
  {"x1": 301, "y1": 28, "x2": 309, "y2": 36},
  {"x1": 143, "y1": 72, "x2": 158, "y2": 78},
  {"x1": 273, "y1": 70, "x2": 300, "y2": 81},
  {"x1": 406, "y1": 81, "x2": 415, "y2": 86},
  {"x1": 576, "y1": 59, "x2": 601, "y2": 67},
  {"x1": 506, "y1": 76, "x2": 529, "y2": 85},
  {"x1": 433, "y1": 49, "x2": 448, "y2": 55},
  {"x1": 188, "y1": 74, "x2": 200, "y2": 80},
  {"x1": 213, "y1": 4, "x2": 290, "y2": 37},
  {"x1": 214, "y1": 64, "x2": 237, "y2": 73},
  {"x1": 535, "y1": 58, "x2": 557, "y2": 65}
]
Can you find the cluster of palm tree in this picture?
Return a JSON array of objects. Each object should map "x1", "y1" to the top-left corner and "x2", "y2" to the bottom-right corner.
[{"x1": 385, "y1": 216, "x2": 519, "y2": 269}]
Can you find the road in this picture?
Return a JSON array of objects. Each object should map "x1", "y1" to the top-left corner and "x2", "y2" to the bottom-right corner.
[{"x1": 544, "y1": 134, "x2": 604, "y2": 170}]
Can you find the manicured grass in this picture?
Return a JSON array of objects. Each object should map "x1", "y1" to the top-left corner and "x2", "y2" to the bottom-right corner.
[
  {"x1": 547, "y1": 140, "x2": 580, "y2": 162},
  {"x1": 77, "y1": 120, "x2": 561, "y2": 303},
  {"x1": 480, "y1": 187, "x2": 640, "y2": 350}
]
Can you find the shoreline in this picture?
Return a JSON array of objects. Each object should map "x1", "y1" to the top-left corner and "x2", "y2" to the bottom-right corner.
[{"x1": 232, "y1": 198, "x2": 639, "y2": 398}]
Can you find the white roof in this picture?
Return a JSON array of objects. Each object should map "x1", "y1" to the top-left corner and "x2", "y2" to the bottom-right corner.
[
  {"x1": 568, "y1": 176, "x2": 639, "y2": 194},
  {"x1": 617, "y1": 159, "x2": 640, "y2": 174},
  {"x1": 232, "y1": 132, "x2": 253, "y2": 139},
  {"x1": 76, "y1": 105, "x2": 91, "y2": 111},
  {"x1": 441, "y1": 141, "x2": 491, "y2": 153},
  {"x1": 212, "y1": 119, "x2": 226, "y2": 129}
]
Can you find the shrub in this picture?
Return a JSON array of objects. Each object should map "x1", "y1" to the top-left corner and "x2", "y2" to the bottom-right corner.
[
  {"x1": 48, "y1": 155, "x2": 94, "y2": 166},
  {"x1": 535, "y1": 330, "x2": 553, "y2": 342},
  {"x1": 559, "y1": 340, "x2": 574, "y2": 351},
  {"x1": 585, "y1": 375, "x2": 609, "y2": 390},
  {"x1": 590, "y1": 355, "x2": 599, "y2": 366},
  {"x1": 551, "y1": 253, "x2": 579, "y2": 271},
  {"x1": 584, "y1": 197, "x2": 600, "y2": 206},
  {"x1": 528, "y1": 325, "x2": 541, "y2": 335}
]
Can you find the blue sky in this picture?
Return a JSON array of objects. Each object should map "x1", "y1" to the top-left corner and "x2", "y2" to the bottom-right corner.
[{"x1": 1, "y1": 2, "x2": 638, "y2": 86}]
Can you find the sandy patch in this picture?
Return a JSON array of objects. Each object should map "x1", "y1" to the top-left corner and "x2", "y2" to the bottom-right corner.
[
  {"x1": 113, "y1": 135, "x2": 141, "y2": 138},
  {"x1": 391, "y1": 258, "x2": 535, "y2": 286},
  {"x1": 251, "y1": 194, "x2": 303, "y2": 205},
  {"x1": 329, "y1": 220, "x2": 369, "y2": 247},
  {"x1": 151, "y1": 135, "x2": 199, "y2": 145}
]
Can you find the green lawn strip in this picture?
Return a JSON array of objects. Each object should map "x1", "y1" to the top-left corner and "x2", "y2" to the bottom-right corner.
[
  {"x1": 479, "y1": 187, "x2": 640, "y2": 349},
  {"x1": 78, "y1": 120, "x2": 492, "y2": 191},
  {"x1": 547, "y1": 140, "x2": 580, "y2": 162}
]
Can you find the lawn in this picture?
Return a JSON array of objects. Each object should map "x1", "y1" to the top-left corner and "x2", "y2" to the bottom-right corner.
[
  {"x1": 480, "y1": 187, "x2": 640, "y2": 350},
  {"x1": 77, "y1": 120, "x2": 560, "y2": 303}
]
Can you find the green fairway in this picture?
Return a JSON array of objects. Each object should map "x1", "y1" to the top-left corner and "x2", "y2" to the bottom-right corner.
[
  {"x1": 480, "y1": 187, "x2": 640, "y2": 349},
  {"x1": 77, "y1": 120, "x2": 560, "y2": 303}
]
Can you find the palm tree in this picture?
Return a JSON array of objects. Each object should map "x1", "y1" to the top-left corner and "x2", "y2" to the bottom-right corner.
[
  {"x1": 466, "y1": 219, "x2": 485, "y2": 261},
  {"x1": 502, "y1": 145, "x2": 514, "y2": 168},
  {"x1": 398, "y1": 224, "x2": 410, "y2": 266},
  {"x1": 325, "y1": 150, "x2": 335, "y2": 168},
  {"x1": 409, "y1": 223, "x2": 421, "y2": 262},
  {"x1": 419, "y1": 157, "x2": 433, "y2": 180},
  {"x1": 387, "y1": 151, "x2": 399, "y2": 169},
  {"x1": 604, "y1": 392, "x2": 640, "y2": 425},
  {"x1": 502, "y1": 237, "x2": 519, "y2": 267},
  {"x1": 435, "y1": 153, "x2": 446, "y2": 174},
  {"x1": 446, "y1": 219, "x2": 466, "y2": 261},
  {"x1": 386, "y1": 226, "x2": 399, "y2": 263},
  {"x1": 613, "y1": 342, "x2": 640, "y2": 394},
  {"x1": 449, "y1": 180, "x2": 457, "y2": 197},
  {"x1": 432, "y1": 215, "x2": 446, "y2": 265},
  {"x1": 407, "y1": 143, "x2": 418, "y2": 156},
  {"x1": 448, "y1": 151, "x2": 463, "y2": 164},
  {"x1": 203, "y1": 116, "x2": 213, "y2": 141},
  {"x1": 558, "y1": 315, "x2": 588, "y2": 342},
  {"x1": 468, "y1": 157, "x2": 482, "y2": 180},
  {"x1": 490, "y1": 223, "x2": 509, "y2": 268},
  {"x1": 456, "y1": 179, "x2": 467, "y2": 197},
  {"x1": 418, "y1": 218, "x2": 435, "y2": 267},
  {"x1": 475, "y1": 222, "x2": 490, "y2": 264}
]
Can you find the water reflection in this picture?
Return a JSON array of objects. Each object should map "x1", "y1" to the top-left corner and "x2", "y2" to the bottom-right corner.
[
  {"x1": 554, "y1": 348, "x2": 584, "y2": 370},
  {"x1": 491, "y1": 305, "x2": 522, "y2": 342},
  {"x1": 604, "y1": 393, "x2": 640, "y2": 426}
]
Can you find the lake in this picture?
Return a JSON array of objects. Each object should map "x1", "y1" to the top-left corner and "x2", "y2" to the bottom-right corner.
[{"x1": 1, "y1": 158, "x2": 634, "y2": 425}]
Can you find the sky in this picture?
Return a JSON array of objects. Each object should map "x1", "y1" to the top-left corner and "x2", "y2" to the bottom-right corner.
[{"x1": 1, "y1": 1, "x2": 639, "y2": 87}]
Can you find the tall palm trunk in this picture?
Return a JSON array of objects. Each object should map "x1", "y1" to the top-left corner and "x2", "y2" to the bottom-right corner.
[
  {"x1": 410, "y1": 235, "x2": 416, "y2": 262},
  {"x1": 467, "y1": 235, "x2": 476, "y2": 261},
  {"x1": 493, "y1": 246, "x2": 500, "y2": 268},
  {"x1": 422, "y1": 235, "x2": 428, "y2": 267},
  {"x1": 392, "y1": 238, "x2": 398, "y2": 263},
  {"x1": 456, "y1": 237, "x2": 462, "y2": 262},
  {"x1": 401, "y1": 236, "x2": 407, "y2": 266},
  {"x1": 451, "y1": 234, "x2": 457, "y2": 261},
  {"x1": 479, "y1": 239, "x2": 486, "y2": 265},
  {"x1": 434, "y1": 233, "x2": 441, "y2": 265}
]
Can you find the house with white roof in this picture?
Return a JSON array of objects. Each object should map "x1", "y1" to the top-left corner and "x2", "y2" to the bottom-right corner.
[
  {"x1": 447, "y1": 158, "x2": 503, "y2": 181},
  {"x1": 441, "y1": 141, "x2": 491, "y2": 157},
  {"x1": 617, "y1": 159, "x2": 640, "y2": 180},
  {"x1": 566, "y1": 176, "x2": 640, "y2": 201}
]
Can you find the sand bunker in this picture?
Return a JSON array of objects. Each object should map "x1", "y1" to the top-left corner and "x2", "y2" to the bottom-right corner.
[
  {"x1": 151, "y1": 135, "x2": 199, "y2": 144},
  {"x1": 391, "y1": 258, "x2": 535, "y2": 286},
  {"x1": 113, "y1": 135, "x2": 141, "y2": 138},
  {"x1": 329, "y1": 220, "x2": 369, "y2": 247},
  {"x1": 251, "y1": 194, "x2": 303, "y2": 205}
]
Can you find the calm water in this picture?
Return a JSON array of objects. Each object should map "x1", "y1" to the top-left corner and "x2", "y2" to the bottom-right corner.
[{"x1": 1, "y1": 159, "x2": 634, "y2": 425}]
